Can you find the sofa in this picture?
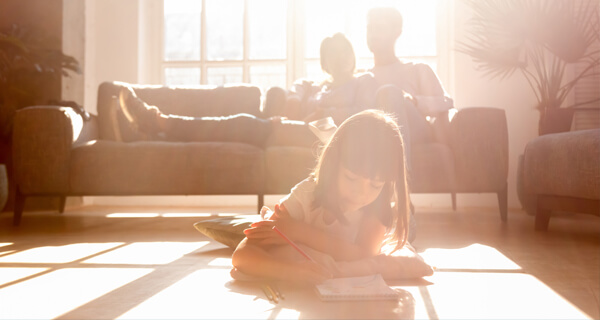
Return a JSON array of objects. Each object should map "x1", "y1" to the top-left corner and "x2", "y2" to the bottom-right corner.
[
  {"x1": 12, "y1": 81, "x2": 317, "y2": 225},
  {"x1": 12, "y1": 81, "x2": 509, "y2": 225},
  {"x1": 522, "y1": 128, "x2": 600, "y2": 230}
]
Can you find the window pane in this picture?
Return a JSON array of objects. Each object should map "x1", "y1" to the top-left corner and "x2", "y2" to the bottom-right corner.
[
  {"x1": 164, "y1": 0, "x2": 201, "y2": 61},
  {"x1": 356, "y1": 58, "x2": 374, "y2": 73},
  {"x1": 248, "y1": 0, "x2": 287, "y2": 60},
  {"x1": 249, "y1": 65, "x2": 286, "y2": 91},
  {"x1": 304, "y1": 61, "x2": 326, "y2": 84},
  {"x1": 304, "y1": 0, "x2": 345, "y2": 59},
  {"x1": 303, "y1": 0, "x2": 437, "y2": 61},
  {"x1": 165, "y1": 67, "x2": 201, "y2": 85},
  {"x1": 207, "y1": 67, "x2": 243, "y2": 86},
  {"x1": 206, "y1": 0, "x2": 244, "y2": 61},
  {"x1": 395, "y1": 0, "x2": 437, "y2": 56}
]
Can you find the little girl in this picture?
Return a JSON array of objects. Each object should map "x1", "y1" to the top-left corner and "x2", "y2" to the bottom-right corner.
[{"x1": 231, "y1": 110, "x2": 433, "y2": 285}]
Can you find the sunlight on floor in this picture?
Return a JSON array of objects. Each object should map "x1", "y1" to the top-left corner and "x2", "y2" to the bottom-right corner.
[
  {"x1": 0, "y1": 267, "x2": 48, "y2": 286},
  {"x1": 0, "y1": 268, "x2": 152, "y2": 319},
  {"x1": 0, "y1": 243, "x2": 12, "y2": 248},
  {"x1": 208, "y1": 257, "x2": 234, "y2": 267},
  {"x1": 0, "y1": 235, "x2": 592, "y2": 319},
  {"x1": 412, "y1": 243, "x2": 590, "y2": 319},
  {"x1": 420, "y1": 272, "x2": 589, "y2": 319},
  {"x1": 107, "y1": 213, "x2": 161, "y2": 218},
  {"x1": 420, "y1": 243, "x2": 522, "y2": 270},
  {"x1": 0, "y1": 243, "x2": 123, "y2": 264},
  {"x1": 116, "y1": 269, "x2": 282, "y2": 319},
  {"x1": 82, "y1": 242, "x2": 208, "y2": 265}
]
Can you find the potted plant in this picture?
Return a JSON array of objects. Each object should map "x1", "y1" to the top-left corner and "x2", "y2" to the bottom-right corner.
[
  {"x1": 0, "y1": 23, "x2": 80, "y2": 142},
  {"x1": 458, "y1": 0, "x2": 599, "y2": 135},
  {"x1": 0, "y1": 23, "x2": 80, "y2": 211}
]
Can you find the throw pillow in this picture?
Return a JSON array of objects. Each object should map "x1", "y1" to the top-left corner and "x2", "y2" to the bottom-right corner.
[{"x1": 193, "y1": 215, "x2": 262, "y2": 249}]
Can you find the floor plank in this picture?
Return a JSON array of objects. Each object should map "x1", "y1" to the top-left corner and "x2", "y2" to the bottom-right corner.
[{"x1": 0, "y1": 205, "x2": 598, "y2": 319}]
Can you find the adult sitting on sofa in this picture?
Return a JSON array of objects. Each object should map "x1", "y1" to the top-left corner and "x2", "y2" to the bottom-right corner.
[{"x1": 118, "y1": 85, "x2": 313, "y2": 146}]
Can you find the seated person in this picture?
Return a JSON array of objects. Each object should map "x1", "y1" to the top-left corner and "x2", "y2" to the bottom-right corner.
[
  {"x1": 264, "y1": 33, "x2": 377, "y2": 125},
  {"x1": 366, "y1": 7, "x2": 454, "y2": 160}
]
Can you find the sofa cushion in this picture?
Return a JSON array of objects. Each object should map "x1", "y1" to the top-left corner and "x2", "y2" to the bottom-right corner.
[
  {"x1": 70, "y1": 140, "x2": 265, "y2": 195},
  {"x1": 265, "y1": 146, "x2": 317, "y2": 194},
  {"x1": 193, "y1": 215, "x2": 261, "y2": 249},
  {"x1": 523, "y1": 129, "x2": 600, "y2": 200}
]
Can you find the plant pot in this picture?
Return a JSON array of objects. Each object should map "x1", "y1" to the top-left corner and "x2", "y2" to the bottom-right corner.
[
  {"x1": 538, "y1": 108, "x2": 575, "y2": 136},
  {"x1": 0, "y1": 164, "x2": 7, "y2": 212}
]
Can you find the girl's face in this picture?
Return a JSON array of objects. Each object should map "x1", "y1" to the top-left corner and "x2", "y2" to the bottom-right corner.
[
  {"x1": 337, "y1": 166, "x2": 385, "y2": 212},
  {"x1": 327, "y1": 50, "x2": 355, "y2": 80}
]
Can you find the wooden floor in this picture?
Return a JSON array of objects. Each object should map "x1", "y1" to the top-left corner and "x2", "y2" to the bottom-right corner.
[{"x1": 0, "y1": 204, "x2": 598, "y2": 319}]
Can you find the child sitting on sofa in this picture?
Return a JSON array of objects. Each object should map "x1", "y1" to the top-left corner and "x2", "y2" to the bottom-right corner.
[{"x1": 263, "y1": 33, "x2": 377, "y2": 125}]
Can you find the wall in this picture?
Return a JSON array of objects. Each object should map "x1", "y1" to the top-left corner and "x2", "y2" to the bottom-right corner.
[
  {"x1": 83, "y1": 0, "x2": 140, "y2": 114},
  {"x1": 446, "y1": 1, "x2": 540, "y2": 210},
  {"x1": 0, "y1": 0, "x2": 63, "y2": 104},
  {"x1": 76, "y1": 0, "x2": 542, "y2": 210}
]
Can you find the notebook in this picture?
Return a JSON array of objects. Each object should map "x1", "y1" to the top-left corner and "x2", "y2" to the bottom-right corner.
[{"x1": 315, "y1": 274, "x2": 399, "y2": 301}]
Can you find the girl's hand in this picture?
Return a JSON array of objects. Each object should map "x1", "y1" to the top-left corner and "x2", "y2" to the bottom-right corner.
[
  {"x1": 243, "y1": 220, "x2": 284, "y2": 246},
  {"x1": 244, "y1": 204, "x2": 295, "y2": 246}
]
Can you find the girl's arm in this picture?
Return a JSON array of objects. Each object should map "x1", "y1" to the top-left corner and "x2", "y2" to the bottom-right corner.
[
  {"x1": 293, "y1": 213, "x2": 387, "y2": 261},
  {"x1": 231, "y1": 237, "x2": 331, "y2": 285},
  {"x1": 248, "y1": 206, "x2": 387, "y2": 262}
]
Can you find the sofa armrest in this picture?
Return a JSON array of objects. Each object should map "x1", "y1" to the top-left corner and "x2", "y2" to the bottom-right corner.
[
  {"x1": 12, "y1": 106, "x2": 98, "y2": 194},
  {"x1": 448, "y1": 107, "x2": 508, "y2": 192},
  {"x1": 523, "y1": 129, "x2": 600, "y2": 200}
]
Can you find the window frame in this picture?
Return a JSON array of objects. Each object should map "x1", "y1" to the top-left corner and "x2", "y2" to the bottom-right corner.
[{"x1": 142, "y1": 0, "x2": 453, "y2": 93}]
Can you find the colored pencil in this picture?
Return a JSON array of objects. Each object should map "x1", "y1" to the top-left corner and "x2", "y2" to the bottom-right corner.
[{"x1": 272, "y1": 226, "x2": 315, "y2": 262}]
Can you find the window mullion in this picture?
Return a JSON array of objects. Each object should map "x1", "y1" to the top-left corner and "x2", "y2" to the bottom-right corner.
[
  {"x1": 290, "y1": 0, "x2": 305, "y2": 87},
  {"x1": 243, "y1": 0, "x2": 250, "y2": 83},
  {"x1": 200, "y1": 0, "x2": 207, "y2": 84}
]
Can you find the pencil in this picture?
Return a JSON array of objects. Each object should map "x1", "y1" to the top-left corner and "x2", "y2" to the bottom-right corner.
[
  {"x1": 261, "y1": 285, "x2": 275, "y2": 303},
  {"x1": 272, "y1": 283, "x2": 285, "y2": 300},
  {"x1": 265, "y1": 284, "x2": 279, "y2": 303},
  {"x1": 272, "y1": 226, "x2": 315, "y2": 262}
]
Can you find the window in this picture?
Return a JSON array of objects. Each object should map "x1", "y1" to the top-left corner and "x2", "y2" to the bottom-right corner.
[{"x1": 161, "y1": 0, "x2": 442, "y2": 91}]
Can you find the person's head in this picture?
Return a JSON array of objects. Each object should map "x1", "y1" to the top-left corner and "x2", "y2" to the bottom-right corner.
[
  {"x1": 366, "y1": 7, "x2": 403, "y2": 56},
  {"x1": 320, "y1": 33, "x2": 356, "y2": 81},
  {"x1": 312, "y1": 109, "x2": 410, "y2": 250}
]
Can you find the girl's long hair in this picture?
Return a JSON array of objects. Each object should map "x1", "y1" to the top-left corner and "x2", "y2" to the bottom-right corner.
[{"x1": 312, "y1": 109, "x2": 410, "y2": 251}]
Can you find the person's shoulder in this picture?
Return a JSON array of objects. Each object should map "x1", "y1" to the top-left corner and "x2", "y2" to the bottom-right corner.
[
  {"x1": 355, "y1": 71, "x2": 375, "y2": 80},
  {"x1": 280, "y1": 177, "x2": 316, "y2": 220},
  {"x1": 290, "y1": 177, "x2": 317, "y2": 194},
  {"x1": 400, "y1": 59, "x2": 434, "y2": 72},
  {"x1": 354, "y1": 71, "x2": 376, "y2": 84}
]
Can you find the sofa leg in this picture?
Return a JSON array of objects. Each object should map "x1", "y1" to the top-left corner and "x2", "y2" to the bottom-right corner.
[
  {"x1": 58, "y1": 196, "x2": 67, "y2": 213},
  {"x1": 13, "y1": 186, "x2": 26, "y2": 226},
  {"x1": 497, "y1": 183, "x2": 508, "y2": 222},
  {"x1": 535, "y1": 204, "x2": 551, "y2": 231},
  {"x1": 257, "y1": 194, "x2": 264, "y2": 214},
  {"x1": 451, "y1": 193, "x2": 456, "y2": 211}
]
